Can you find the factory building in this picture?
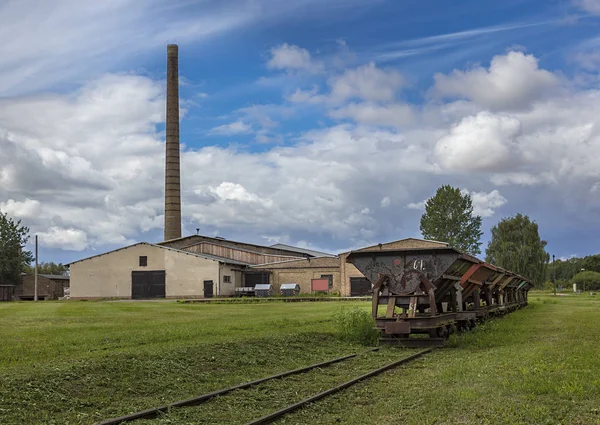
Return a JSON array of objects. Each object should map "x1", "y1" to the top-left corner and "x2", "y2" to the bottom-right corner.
[{"x1": 69, "y1": 242, "x2": 250, "y2": 300}]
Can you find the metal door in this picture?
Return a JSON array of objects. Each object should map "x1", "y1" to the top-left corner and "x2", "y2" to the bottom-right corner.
[
  {"x1": 132, "y1": 271, "x2": 165, "y2": 299},
  {"x1": 350, "y1": 277, "x2": 372, "y2": 296},
  {"x1": 203, "y1": 280, "x2": 214, "y2": 298}
]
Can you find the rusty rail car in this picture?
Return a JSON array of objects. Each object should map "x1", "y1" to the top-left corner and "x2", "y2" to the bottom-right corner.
[{"x1": 346, "y1": 245, "x2": 533, "y2": 347}]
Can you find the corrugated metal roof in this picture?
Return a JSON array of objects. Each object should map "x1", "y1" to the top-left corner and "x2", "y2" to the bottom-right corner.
[
  {"x1": 158, "y1": 235, "x2": 307, "y2": 257},
  {"x1": 182, "y1": 241, "x2": 304, "y2": 259},
  {"x1": 251, "y1": 256, "x2": 339, "y2": 268},
  {"x1": 39, "y1": 274, "x2": 70, "y2": 280},
  {"x1": 254, "y1": 284, "x2": 273, "y2": 290},
  {"x1": 66, "y1": 242, "x2": 251, "y2": 266},
  {"x1": 269, "y1": 243, "x2": 336, "y2": 258},
  {"x1": 280, "y1": 283, "x2": 300, "y2": 289}
]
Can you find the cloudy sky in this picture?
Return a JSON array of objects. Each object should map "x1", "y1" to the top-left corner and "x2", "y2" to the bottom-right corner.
[{"x1": 1, "y1": 0, "x2": 600, "y2": 263}]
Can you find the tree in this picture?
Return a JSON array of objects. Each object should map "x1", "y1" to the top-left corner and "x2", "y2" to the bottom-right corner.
[
  {"x1": 24, "y1": 262, "x2": 69, "y2": 276},
  {"x1": 419, "y1": 185, "x2": 483, "y2": 255},
  {"x1": 485, "y1": 213, "x2": 549, "y2": 287},
  {"x1": 0, "y1": 211, "x2": 34, "y2": 284},
  {"x1": 572, "y1": 271, "x2": 600, "y2": 292}
]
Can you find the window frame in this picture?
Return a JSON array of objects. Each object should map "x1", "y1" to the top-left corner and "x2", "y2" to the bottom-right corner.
[{"x1": 139, "y1": 256, "x2": 148, "y2": 267}]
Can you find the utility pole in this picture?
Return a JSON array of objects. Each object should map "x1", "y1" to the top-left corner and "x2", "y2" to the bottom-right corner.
[
  {"x1": 34, "y1": 235, "x2": 38, "y2": 302},
  {"x1": 552, "y1": 254, "x2": 556, "y2": 296}
]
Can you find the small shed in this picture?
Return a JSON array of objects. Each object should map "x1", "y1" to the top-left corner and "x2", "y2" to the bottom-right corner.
[
  {"x1": 0, "y1": 285, "x2": 16, "y2": 302},
  {"x1": 254, "y1": 284, "x2": 273, "y2": 297},
  {"x1": 17, "y1": 274, "x2": 70, "y2": 300},
  {"x1": 280, "y1": 283, "x2": 300, "y2": 297}
]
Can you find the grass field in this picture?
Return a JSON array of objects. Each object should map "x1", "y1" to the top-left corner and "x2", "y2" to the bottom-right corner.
[{"x1": 1, "y1": 294, "x2": 599, "y2": 425}]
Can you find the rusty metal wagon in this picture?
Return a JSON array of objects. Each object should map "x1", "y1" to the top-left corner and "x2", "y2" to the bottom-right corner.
[{"x1": 346, "y1": 244, "x2": 532, "y2": 347}]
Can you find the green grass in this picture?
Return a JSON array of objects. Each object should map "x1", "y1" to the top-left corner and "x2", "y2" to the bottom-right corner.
[{"x1": 1, "y1": 295, "x2": 600, "y2": 424}]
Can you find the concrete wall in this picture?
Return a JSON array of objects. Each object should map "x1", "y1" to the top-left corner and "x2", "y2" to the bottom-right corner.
[
  {"x1": 70, "y1": 243, "x2": 226, "y2": 299},
  {"x1": 253, "y1": 257, "x2": 341, "y2": 294},
  {"x1": 218, "y1": 263, "x2": 242, "y2": 296},
  {"x1": 339, "y1": 253, "x2": 367, "y2": 297},
  {"x1": 164, "y1": 249, "x2": 219, "y2": 298},
  {"x1": 70, "y1": 244, "x2": 167, "y2": 299}
]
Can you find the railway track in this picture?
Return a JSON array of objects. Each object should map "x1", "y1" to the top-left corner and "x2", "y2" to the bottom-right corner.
[{"x1": 94, "y1": 347, "x2": 433, "y2": 425}]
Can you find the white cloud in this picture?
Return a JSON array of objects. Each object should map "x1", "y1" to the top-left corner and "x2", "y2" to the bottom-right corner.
[
  {"x1": 0, "y1": 199, "x2": 42, "y2": 220},
  {"x1": 576, "y1": 0, "x2": 600, "y2": 14},
  {"x1": 435, "y1": 112, "x2": 522, "y2": 172},
  {"x1": 329, "y1": 102, "x2": 415, "y2": 127},
  {"x1": 37, "y1": 227, "x2": 89, "y2": 251},
  {"x1": 461, "y1": 189, "x2": 507, "y2": 218},
  {"x1": 380, "y1": 197, "x2": 391, "y2": 208},
  {"x1": 329, "y1": 62, "x2": 404, "y2": 103},
  {"x1": 433, "y1": 51, "x2": 560, "y2": 110},
  {"x1": 287, "y1": 62, "x2": 405, "y2": 106},
  {"x1": 209, "y1": 121, "x2": 252, "y2": 136},
  {"x1": 407, "y1": 201, "x2": 426, "y2": 210},
  {"x1": 209, "y1": 182, "x2": 274, "y2": 208},
  {"x1": 0, "y1": 73, "x2": 165, "y2": 251},
  {"x1": 267, "y1": 43, "x2": 322, "y2": 72}
]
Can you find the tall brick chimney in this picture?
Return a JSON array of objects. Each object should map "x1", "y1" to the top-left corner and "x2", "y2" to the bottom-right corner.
[{"x1": 164, "y1": 44, "x2": 182, "y2": 241}]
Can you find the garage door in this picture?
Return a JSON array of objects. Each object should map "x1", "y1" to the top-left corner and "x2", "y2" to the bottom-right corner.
[
  {"x1": 132, "y1": 271, "x2": 166, "y2": 299},
  {"x1": 350, "y1": 277, "x2": 371, "y2": 296}
]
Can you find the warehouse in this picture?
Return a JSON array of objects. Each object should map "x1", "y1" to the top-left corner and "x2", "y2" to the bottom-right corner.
[
  {"x1": 252, "y1": 238, "x2": 450, "y2": 297},
  {"x1": 69, "y1": 242, "x2": 249, "y2": 300}
]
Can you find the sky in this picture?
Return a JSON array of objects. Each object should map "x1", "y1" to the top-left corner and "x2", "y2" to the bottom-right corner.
[{"x1": 1, "y1": 0, "x2": 600, "y2": 264}]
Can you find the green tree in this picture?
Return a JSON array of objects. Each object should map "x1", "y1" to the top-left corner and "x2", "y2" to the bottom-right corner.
[
  {"x1": 24, "y1": 261, "x2": 69, "y2": 276},
  {"x1": 486, "y1": 214, "x2": 549, "y2": 287},
  {"x1": 0, "y1": 211, "x2": 34, "y2": 284},
  {"x1": 572, "y1": 271, "x2": 600, "y2": 292},
  {"x1": 419, "y1": 185, "x2": 483, "y2": 255}
]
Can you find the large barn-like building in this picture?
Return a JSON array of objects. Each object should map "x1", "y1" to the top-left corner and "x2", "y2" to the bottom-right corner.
[{"x1": 68, "y1": 237, "x2": 448, "y2": 299}]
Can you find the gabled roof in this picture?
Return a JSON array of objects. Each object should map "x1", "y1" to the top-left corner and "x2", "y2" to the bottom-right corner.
[
  {"x1": 182, "y1": 241, "x2": 303, "y2": 260},
  {"x1": 157, "y1": 235, "x2": 308, "y2": 257},
  {"x1": 269, "y1": 243, "x2": 336, "y2": 258},
  {"x1": 344, "y1": 238, "x2": 450, "y2": 254},
  {"x1": 66, "y1": 242, "x2": 251, "y2": 267}
]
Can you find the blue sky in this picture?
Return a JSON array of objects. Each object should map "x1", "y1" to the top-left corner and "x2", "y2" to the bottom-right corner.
[{"x1": 1, "y1": 0, "x2": 600, "y2": 264}]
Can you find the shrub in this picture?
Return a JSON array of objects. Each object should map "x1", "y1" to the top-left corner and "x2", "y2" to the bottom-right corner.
[{"x1": 333, "y1": 307, "x2": 379, "y2": 346}]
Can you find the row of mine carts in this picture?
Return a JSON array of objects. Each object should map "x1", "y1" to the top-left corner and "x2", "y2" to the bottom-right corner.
[{"x1": 346, "y1": 245, "x2": 533, "y2": 347}]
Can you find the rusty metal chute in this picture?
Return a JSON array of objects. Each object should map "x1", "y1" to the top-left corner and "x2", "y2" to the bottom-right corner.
[{"x1": 346, "y1": 245, "x2": 532, "y2": 347}]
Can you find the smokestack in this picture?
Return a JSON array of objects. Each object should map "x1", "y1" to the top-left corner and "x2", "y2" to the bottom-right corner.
[{"x1": 164, "y1": 44, "x2": 182, "y2": 241}]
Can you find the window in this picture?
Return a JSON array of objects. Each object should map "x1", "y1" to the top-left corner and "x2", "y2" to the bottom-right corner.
[
  {"x1": 223, "y1": 275, "x2": 232, "y2": 283},
  {"x1": 139, "y1": 256, "x2": 148, "y2": 267},
  {"x1": 321, "y1": 274, "x2": 334, "y2": 289}
]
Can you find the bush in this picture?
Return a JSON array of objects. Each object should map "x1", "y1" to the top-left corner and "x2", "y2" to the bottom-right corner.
[{"x1": 333, "y1": 307, "x2": 379, "y2": 346}]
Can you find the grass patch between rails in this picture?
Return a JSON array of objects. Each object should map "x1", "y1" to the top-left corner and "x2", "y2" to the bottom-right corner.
[
  {"x1": 278, "y1": 293, "x2": 600, "y2": 425},
  {"x1": 2, "y1": 294, "x2": 600, "y2": 424}
]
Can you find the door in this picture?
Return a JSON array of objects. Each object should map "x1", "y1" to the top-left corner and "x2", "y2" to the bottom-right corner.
[
  {"x1": 350, "y1": 277, "x2": 372, "y2": 296},
  {"x1": 244, "y1": 272, "x2": 270, "y2": 287},
  {"x1": 204, "y1": 280, "x2": 214, "y2": 298},
  {"x1": 132, "y1": 271, "x2": 165, "y2": 299}
]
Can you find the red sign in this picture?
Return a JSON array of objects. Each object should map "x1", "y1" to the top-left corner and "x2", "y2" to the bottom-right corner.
[{"x1": 311, "y1": 278, "x2": 329, "y2": 292}]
